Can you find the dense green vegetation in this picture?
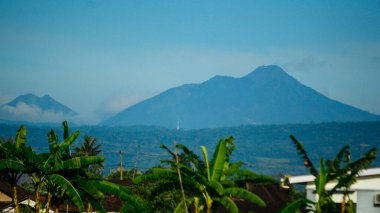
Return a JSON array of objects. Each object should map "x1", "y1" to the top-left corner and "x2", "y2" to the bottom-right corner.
[
  {"x1": 0, "y1": 122, "x2": 143, "y2": 213},
  {"x1": 0, "y1": 123, "x2": 286, "y2": 213},
  {"x1": 0, "y1": 122, "x2": 378, "y2": 212},
  {"x1": 1, "y1": 121, "x2": 379, "y2": 175},
  {"x1": 280, "y1": 135, "x2": 377, "y2": 213},
  {"x1": 133, "y1": 137, "x2": 272, "y2": 213}
]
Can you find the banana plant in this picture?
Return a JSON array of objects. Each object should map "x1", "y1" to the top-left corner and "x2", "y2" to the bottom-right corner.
[
  {"x1": 31, "y1": 121, "x2": 105, "y2": 213},
  {"x1": 0, "y1": 125, "x2": 28, "y2": 213},
  {"x1": 285, "y1": 135, "x2": 377, "y2": 213},
  {"x1": 75, "y1": 178, "x2": 147, "y2": 213},
  {"x1": 135, "y1": 136, "x2": 266, "y2": 213},
  {"x1": 1, "y1": 122, "x2": 142, "y2": 213},
  {"x1": 198, "y1": 137, "x2": 266, "y2": 213}
]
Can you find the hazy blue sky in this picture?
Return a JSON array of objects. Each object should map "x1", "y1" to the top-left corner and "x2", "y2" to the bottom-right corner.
[{"x1": 1, "y1": 1, "x2": 380, "y2": 124}]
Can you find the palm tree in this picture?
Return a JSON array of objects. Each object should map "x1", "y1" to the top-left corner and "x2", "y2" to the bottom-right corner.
[
  {"x1": 74, "y1": 135, "x2": 103, "y2": 177},
  {"x1": 74, "y1": 136, "x2": 102, "y2": 156},
  {"x1": 135, "y1": 136, "x2": 267, "y2": 213}
]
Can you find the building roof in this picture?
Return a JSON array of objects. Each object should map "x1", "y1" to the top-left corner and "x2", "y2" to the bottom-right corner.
[
  {"x1": 0, "y1": 181, "x2": 31, "y2": 209},
  {"x1": 217, "y1": 183, "x2": 290, "y2": 213},
  {"x1": 287, "y1": 167, "x2": 380, "y2": 184}
]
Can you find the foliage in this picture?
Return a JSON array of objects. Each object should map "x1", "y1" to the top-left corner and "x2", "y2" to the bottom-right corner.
[
  {"x1": 279, "y1": 198, "x2": 313, "y2": 213},
  {"x1": 0, "y1": 125, "x2": 30, "y2": 213},
  {"x1": 73, "y1": 135, "x2": 104, "y2": 178},
  {"x1": 2, "y1": 122, "x2": 378, "y2": 213},
  {"x1": 1, "y1": 121, "x2": 380, "y2": 176},
  {"x1": 74, "y1": 135, "x2": 102, "y2": 156},
  {"x1": 286, "y1": 135, "x2": 377, "y2": 213},
  {"x1": 0, "y1": 122, "x2": 141, "y2": 213},
  {"x1": 108, "y1": 168, "x2": 143, "y2": 181},
  {"x1": 135, "y1": 136, "x2": 269, "y2": 213}
]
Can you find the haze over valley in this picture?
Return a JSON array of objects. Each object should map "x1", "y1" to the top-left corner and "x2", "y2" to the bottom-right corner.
[
  {"x1": 1, "y1": 1, "x2": 380, "y2": 126},
  {"x1": 1, "y1": 1, "x2": 380, "y2": 176}
]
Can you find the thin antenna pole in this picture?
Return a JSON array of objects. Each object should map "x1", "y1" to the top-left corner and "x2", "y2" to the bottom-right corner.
[
  {"x1": 120, "y1": 151, "x2": 123, "y2": 181},
  {"x1": 133, "y1": 144, "x2": 140, "y2": 179}
]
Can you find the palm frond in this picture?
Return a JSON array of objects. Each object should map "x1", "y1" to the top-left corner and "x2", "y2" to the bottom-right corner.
[
  {"x1": 331, "y1": 147, "x2": 377, "y2": 193},
  {"x1": 133, "y1": 168, "x2": 178, "y2": 184},
  {"x1": 231, "y1": 169, "x2": 278, "y2": 184},
  {"x1": 279, "y1": 198, "x2": 313, "y2": 213},
  {"x1": 207, "y1": 180, "x2": 224, "y2": 196},
  {"x1": 224, "y1": 161, "x2": 244, "y2": 176},
  {"x1": 290, "y1": 135, "x2": 318, "y2": 176},
  {"x1": 0, "y1": 159, "x2": 26, "y2": 171},
  {"x1": 79, "y1": 183, "x2": 105, "y2": 200},
  {"x1": 48, "y1": 129, "x2": 59, "y2": 153},
  {"x1": 77, "y1": 189, "x2": 106, "y2": 212},
  {"x1": 60, "y1": 130, "x2": 80, "y2": 151},
  {"x1": 62, "y1": 121, "x2": 69, "y2": 140},
  {"x1": 80, "y1": 179, "x2": 130, "y2": 200},
  {"x1": 201, "y1": 146, "x2": 211, "y2": 181},
  {"x1": 48, "y1": 174, "x2": 84, "y2": 211},
  {"x1": 176, "y1": 143, "x2": 206, "y2": 172},
  {"x1": 174, "y1": 199, "x2": 187, "y2": 213},
  {"x1": 15, "y1": 125, "x2": 26, "y2": 149},
  {"x1": 148, "y1": 179, "x2": 180, "y2": 197},
  {"x1": 224, "y1": 187, "x2": 266, "y2": 207},
  {"x1": 210, "y1": 139, "x2": 228, "y2": 181},
  {"x1": 63, "y1": 156, "x2": 104, "y2": 170},
  {"x1": 160, "y1": 144, "x2": 176, "y2": 159},
  {"x1": 218, "y1": 196, "x2": 238, "y2": 213}
]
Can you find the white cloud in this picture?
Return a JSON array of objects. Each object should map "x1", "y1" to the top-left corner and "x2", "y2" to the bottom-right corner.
[
  {"x1": 104, "y1": 94, "x2": 139, "y2": 114},
  {"x1": 0, "y1": 102, "x2": 75, "y2": 123},
  {"x1": 2, "y1": 41, "x2": 380, "y2": 125},
  {"x1": 103, "y1": 91, "x2": 157, "y2": 115}
]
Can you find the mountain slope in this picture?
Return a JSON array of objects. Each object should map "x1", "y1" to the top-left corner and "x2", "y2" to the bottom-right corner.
[
  {"x1": 101, "y1": 65, "x2": 380, "y2": 129},
  {"x1": 0, "y1": 94, "x2": 77, "y2": 123}
]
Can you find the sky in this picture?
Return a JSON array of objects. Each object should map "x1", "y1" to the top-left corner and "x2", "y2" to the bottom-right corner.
[{"x1": 1, "y1": 0, "x2": 380, "y2": 124}]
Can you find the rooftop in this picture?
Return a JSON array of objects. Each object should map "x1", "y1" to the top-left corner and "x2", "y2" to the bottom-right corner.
[{"x1": 286, "y1": 167, "x2": 380, "y2": 184}]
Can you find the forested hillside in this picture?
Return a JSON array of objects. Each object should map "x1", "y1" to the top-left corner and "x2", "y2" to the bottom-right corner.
[{"x1": 1, "y1": 121, "x2": 379, "y2": 175}]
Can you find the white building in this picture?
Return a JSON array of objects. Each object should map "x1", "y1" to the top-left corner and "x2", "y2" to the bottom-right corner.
[{"x1": 287, "y1": 167, "x2": 380, "y2": 213}]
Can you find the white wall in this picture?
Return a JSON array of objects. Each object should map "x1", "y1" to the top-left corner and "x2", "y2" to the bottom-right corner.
[{"x1": 356, "y1": 190, "x2": 380, "y2": 213}]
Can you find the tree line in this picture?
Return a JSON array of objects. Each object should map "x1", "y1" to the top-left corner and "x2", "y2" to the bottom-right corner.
[{"x1": 0, "y1": 122, "x2": 377, "y2": 212}]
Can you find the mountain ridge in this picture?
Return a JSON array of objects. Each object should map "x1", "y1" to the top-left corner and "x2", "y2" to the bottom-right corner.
[
  {"x1": 102, "y1": 65, "x2": 380, "y2": 129},
  {"x1": 6, "y1": 94, "x2": 77, "y2": 114},
  {"x1": 0, "y1": 94, "x2": 77, "y2": 124}
]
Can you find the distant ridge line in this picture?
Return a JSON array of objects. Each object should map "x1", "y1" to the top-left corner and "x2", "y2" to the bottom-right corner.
[{"x1": 101, "y1": 65, "x2": 380, "y2": 129}]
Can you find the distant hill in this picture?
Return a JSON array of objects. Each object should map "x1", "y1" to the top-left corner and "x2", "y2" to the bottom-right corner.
[
  {"x1": 1, "y1": 121, "x2": 379, "y2": 175},
  {"x1": 0, "y1": 94, "x2": 77, "y2": 124},
  {"x1": 101, "y1": 65, "x2": 380, "y2": 129}
]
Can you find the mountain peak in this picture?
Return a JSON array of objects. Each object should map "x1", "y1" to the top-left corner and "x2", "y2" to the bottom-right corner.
[
  {"x1": 243, "y1": 65, "x2": 290, "y2": 80},
  {"x1": 102, "y1": 65, "x2": 380, "y2": 129},
  {"x1": 0, "y1": 94, "x2": 77, "y2": 124},
  {"x1": 42, "y1": 94, "x2": 54, "y2": 101}
]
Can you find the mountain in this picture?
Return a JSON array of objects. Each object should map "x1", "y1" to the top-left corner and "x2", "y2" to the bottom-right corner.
[
  {"x1": 101, "y1": 65, "x2": 380, "y2": 129},
  {"x1": 0, "y1": 94, "x2": 77, "y2": 124}
]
